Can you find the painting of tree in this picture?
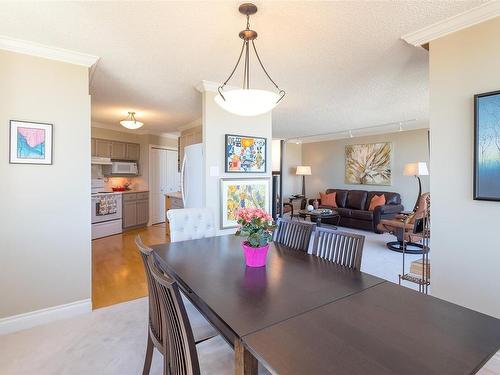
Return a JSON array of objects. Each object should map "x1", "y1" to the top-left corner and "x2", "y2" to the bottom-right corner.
[
  {"x1": 475, "y1": 91, "x2": 500, "y2": 200},
  {"x1": 345, "y1": 142, "x2": 392, "y2": 185}
]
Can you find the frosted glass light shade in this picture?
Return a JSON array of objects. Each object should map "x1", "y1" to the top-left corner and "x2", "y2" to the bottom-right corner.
[
  {"x1": 296, "y1": 166, "x2": 312, "y2": 176},
  {"x1": 403, "y1": 162, "x2": 429, "y2": 176},
  {"x1": 120, "y1": 120, "x2": 143, "y2": 129},
  {"x1": 214, "y1": 89, "x2": 280, "y2": 116}
]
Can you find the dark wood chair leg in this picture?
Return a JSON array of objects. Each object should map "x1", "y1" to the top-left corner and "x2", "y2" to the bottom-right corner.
[{"x1": 142, "y1": 334, "x2": 154, "y2": 375}]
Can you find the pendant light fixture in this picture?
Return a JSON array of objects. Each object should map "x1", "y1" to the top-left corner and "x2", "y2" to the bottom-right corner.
[
  {"x1": 120, "y1": 112, "x2": 143, "y2": 130},
  {"x1": 215, "y1": 3, "x2": 285, "y2": 117}
]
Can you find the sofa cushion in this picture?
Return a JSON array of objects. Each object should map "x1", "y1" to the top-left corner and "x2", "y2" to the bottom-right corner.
[
  {"x1": 346, "y1": 190, "x2": 368, "y2": 210},
  {"x1": 365, "y1": 191, "x2": 401, "y2": 210},
  {"x1": 326, "y1": 189, "x2": 348, "y2": 208},
  {"x1": 350, "y1": 210, "x2": 374, "y2": 221},
  {"x1": 336, "y1": 207, "x2": 352, "y2": 218}
]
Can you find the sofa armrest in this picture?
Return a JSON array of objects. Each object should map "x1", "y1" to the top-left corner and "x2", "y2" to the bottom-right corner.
[
  {"x1": 373, "y1": 204, "x2": 404, "y2": 233},
  {"x1": 308, "y1": 198, "x2": 321, "y2": 205}
]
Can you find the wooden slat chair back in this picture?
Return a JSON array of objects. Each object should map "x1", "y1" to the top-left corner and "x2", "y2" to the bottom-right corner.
[
  {"x1": 312, "y1": 228, "x2": 365, "y2": 270},
  {"x1": 135, "y1": 236, "x2": 165, "y2": 374},
  {"x1": 274, "y1": 219, "x2": 315, "y2": 252},
  {"x1": 148, "y1": 255, "x2": 201, "y2": 375}
]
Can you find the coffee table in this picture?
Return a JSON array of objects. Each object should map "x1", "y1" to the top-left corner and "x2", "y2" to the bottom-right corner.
[{"x1": 298, "y1": 209, "x2": 340, "y2": 228}]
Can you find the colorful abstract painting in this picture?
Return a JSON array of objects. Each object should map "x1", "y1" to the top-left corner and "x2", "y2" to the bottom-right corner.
[
  {"x1": 220, "y1": 178, "x2": 270, "y2": 228},
  {"x1": 10, "y1": 120, "x2": 53, "y2": 164},
  {"x1": 345, "y1": 142, "x2": 392, "y2": 185},
  {"x1": 474, "y1": 90, "x2": 500, "y2": 200},
  {"x1": 225, "y1": 134, "x2": 266, "y2": 173}
]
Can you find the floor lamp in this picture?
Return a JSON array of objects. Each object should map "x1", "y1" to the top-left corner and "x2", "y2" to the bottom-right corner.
[
  {"x1": 403, "y1": 162, "x2": 429, "y2": 212},
  {"x1": 296, "y1": 166, "x2": 311, "y2": 196}
]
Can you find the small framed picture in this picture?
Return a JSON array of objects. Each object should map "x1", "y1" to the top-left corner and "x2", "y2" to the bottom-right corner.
[
  {"x1": 9, "y1": 120, "x2": 53, "y2": 165},
  {"x1": 220, "y1": 178, "x2": 270, "y2": 229},
  {"x1": 225, "y1": 134, "x2": 267, "y2": 173}
]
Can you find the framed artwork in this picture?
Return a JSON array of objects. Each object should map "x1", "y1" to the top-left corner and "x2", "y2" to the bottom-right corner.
[
  {"x1": 9, "y1": 120, "x2": 53, "y2": 165},
  {"x1": 345, "y1": 142, "x2": 392, "y2": 185},
  {"x1": 220, "y1": 178, "x2": 270, "y2": 229},
  {"x1": 225, "y1": 134, "x2": 266, "y2": 173},
  {"x1": 474, "y1": 90, "x2": 500, "y2": 201}
]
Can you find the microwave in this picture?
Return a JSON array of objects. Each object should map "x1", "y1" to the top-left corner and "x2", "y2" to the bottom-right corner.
[{"x1": 104, "y1": 161, "x2": 139, "y2": 176}]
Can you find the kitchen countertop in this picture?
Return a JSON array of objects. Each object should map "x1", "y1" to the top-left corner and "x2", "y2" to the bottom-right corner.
[
  {"x1": 165, "y1": 191, "x2": 182, "y2": 199},
  {"x1": 92, "y1": 190, "x2": 149, "y2": 195}
]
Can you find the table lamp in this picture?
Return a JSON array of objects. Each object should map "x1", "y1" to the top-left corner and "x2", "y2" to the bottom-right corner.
[
  {"x1": 403, "y1": 162, "x2": 429, "y2": 212},
  {"x1": 296, "y1": 166, "x2": 311, "y2": 196}
]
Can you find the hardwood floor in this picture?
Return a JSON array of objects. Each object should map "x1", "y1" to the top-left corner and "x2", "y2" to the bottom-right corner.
[{"x1": 92, "y1": 223, "x2": 168, "y2": 309}]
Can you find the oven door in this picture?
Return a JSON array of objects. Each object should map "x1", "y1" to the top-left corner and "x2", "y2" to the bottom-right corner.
[{"x1": 91, "y1": 194, "x2": 122, "y2": 223}]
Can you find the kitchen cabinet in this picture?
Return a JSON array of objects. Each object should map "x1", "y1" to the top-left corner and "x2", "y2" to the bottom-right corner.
[
  {"x1": 91, "y1": 138, "x2": 140, "y2": 161},
  {"x1": 165, "y1": 192, "x2": 183, "y2": 237},
  {"x1": 126, "y1": 143, "x2": 140, "y2": 161},
  {"x1": 122, "y1": 192, "x2": 149, "y2": 229},
  {"x1": 111, "y1": 142, "x2": 127, "y2": 159},
  {"x1": 95, "y1": 139, "x2": 112, "y2": 158}
]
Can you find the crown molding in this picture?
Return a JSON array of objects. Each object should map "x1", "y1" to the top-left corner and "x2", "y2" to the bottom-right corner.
[
  {"x1": 195, "y1": 80, "x2": 220, "y2": 93},
  {"x1": 402, "y1": 1, "x2": 500, "y2": 47},
  {"x1": 0, "y1": 35, "x2": 99, "y2": 67}
]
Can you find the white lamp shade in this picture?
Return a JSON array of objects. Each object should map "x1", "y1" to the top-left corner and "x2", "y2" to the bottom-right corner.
[
  {"x1": 214, "y1": 89, "x2": 280, "y2": 116},
  {"x1": 403, "y1": 162, "x2": 429, "y2": 176},
  {"x1": 120, "y1": 120, "x2": 144, "y2": 129},
  {"x1": 296, "y1": 166, "x2": 312, "y2": 175}
]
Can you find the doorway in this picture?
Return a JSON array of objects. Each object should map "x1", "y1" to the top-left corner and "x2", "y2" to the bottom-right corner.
[{"x1": 149, "y1": 146, "x2": 180, "y2": 224}]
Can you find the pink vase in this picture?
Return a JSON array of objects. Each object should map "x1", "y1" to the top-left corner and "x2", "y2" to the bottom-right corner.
[{"x1": 242, "y1": 242, "x2": 269, "y2": 268}]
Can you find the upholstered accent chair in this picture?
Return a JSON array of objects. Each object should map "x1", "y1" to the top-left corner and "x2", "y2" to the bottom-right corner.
[
  {"x1": 377, "y1": 193, "x2": 430, "y2": 254},
  {"x1": 167, "y1": 208, "x2": 216, "y2": 242}
]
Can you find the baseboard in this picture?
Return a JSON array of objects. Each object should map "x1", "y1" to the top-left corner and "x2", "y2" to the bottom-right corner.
[{"x1": 0, "y1": 299, "x2": 92, "y2": 336}]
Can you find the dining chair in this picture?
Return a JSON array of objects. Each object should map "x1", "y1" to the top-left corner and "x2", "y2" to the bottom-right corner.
[
  {"x1": 274, "y1": 218, "x2": 315, "y2": 252},
  {"x1": 136, "y1": 236, "x2": 218, "y2": 375},
  {"x1": 311, "y1": 227, "x2": 365, "y2": 270},
  {"x1": 147, "y1": 249, "x2": 249, "y2": 375},
  {"x1": 167, "y1": 208, "x2": 215, "y2": 242}
]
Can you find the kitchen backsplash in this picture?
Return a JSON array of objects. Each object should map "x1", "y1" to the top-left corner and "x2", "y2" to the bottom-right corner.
[{"x1": 91, "y1": 164, "x2": 147, "y2": 191}]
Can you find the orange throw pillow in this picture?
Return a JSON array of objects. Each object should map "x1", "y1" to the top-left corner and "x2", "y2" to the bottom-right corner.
[
  {"x1": 319, "y1": 192, "x2": 337, "y2": 208},
  {"x1": 368, "y1": 194, "x2": 386, "y2": 211}
]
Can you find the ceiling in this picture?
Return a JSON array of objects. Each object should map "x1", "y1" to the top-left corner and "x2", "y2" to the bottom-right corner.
[{"x1": 0, "y1": 1, "x2": 486, "y2": 138}]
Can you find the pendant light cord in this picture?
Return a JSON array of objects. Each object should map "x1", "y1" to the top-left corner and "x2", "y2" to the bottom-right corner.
[{"x1": 218, "y1": 8, "x2": 285, "y2": 103}]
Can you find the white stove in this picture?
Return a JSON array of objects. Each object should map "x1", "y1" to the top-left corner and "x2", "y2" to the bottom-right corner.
[{"x1": 91, "y1": 179, "x2": 122, "y2": 239}]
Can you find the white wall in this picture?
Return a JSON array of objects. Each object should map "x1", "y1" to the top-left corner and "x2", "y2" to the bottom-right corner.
[
  {"x1": 301, "y1": 129, "x2": 430, "y2": 209},
  {"x1": 202, "y1": 90, "x2": 272, "y2": 235},
  {"x1": 0, "y1": 50, "x2": 91, "y2": 319},
  {"x1": 429, "y1": 17, "x2": 500, "y2": 318}
]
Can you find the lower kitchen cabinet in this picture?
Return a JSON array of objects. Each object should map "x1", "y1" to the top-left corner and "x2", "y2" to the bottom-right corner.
[{"x1": 122, "y1": 192, "x2": 149, "y2": 229}]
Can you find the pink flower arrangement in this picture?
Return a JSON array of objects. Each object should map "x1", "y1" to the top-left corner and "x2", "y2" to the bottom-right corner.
[{"x1": 235, "y1": 207, "x2": 276, "y2": 248}]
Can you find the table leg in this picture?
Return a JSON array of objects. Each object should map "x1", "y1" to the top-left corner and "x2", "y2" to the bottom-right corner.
[{"x1": 235, "y1": 339, "x2": 257, "y2": 375}]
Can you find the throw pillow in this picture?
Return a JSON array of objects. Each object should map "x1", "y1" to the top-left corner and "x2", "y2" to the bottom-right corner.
[
  {"x1": 368, "y1": 194, "x2": 386, "y2": 211},
  {"x1": 319, "y1": 192, "x2": 337, "y2": 207}
]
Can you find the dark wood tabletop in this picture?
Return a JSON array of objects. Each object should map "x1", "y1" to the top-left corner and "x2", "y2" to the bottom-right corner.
[
  {"x1": 152, "y1": 235, "x2": 383, "y2": 342},
  {"x1": 152, "y1": 235, "x2": 500, "y2": 375},
  {"x1": 244, "y1": 281, "x2": 500, "y2": 375}
]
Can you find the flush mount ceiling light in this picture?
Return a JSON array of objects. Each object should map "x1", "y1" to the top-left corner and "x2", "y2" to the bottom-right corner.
[
  {"x1": 120, "y1": 112, "x2": 143, "y2": 130},
  {"x1": 215, "y1": 3, "x2": 285, "y2": 117}
]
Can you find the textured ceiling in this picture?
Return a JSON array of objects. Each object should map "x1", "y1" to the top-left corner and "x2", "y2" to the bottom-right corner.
[{"x1": 0, "y1": 1, "x2": 485, "y2": 138}]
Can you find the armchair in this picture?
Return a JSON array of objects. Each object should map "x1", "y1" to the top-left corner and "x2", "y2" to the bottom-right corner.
[{"x1": 377, "y1": 193, "x2": 430, "y2": 254}]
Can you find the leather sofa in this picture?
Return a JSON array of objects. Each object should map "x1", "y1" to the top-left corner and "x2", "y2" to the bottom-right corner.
[{"x1": 309, "y1": 189, "x2": 404, "y2": 233}]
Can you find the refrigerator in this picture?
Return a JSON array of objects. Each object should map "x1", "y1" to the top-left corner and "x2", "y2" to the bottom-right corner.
[{"x1": 181, "y1": 143, "x2": 204, "y2": 208}]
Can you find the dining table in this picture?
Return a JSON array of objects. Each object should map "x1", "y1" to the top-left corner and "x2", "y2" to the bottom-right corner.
[{"x1": 152, "y1": 235, "x2": 500, "y2": 375}]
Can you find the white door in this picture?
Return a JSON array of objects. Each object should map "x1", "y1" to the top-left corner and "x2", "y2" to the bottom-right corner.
[{"x1": 150, "y1": 148, "x2": 180, "y2": 224}]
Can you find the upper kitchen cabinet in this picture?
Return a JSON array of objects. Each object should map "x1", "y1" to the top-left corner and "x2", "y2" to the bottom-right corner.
[
  {"x1": 94, "y1": 139, "x2": 112, "y2": 158},
  {"x1": 111, "y1": 141, "x2": 127, "y2": 159},
  {"x1": 126, "y1": 143, "x2": 140, "y2": 161},
  {"x1": 178, "y1": 125, "x2": 202, "y2": 171},
  {"x1": 91, "y1": 138, "x2": 141, "y2": 161}
]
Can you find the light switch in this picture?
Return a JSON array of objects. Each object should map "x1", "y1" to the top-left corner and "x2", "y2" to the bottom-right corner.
[{"x1": 209, "y1": 166, "x2": 219, "y2": 177}]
